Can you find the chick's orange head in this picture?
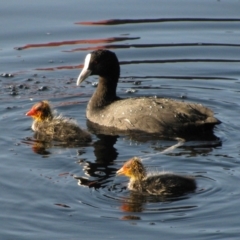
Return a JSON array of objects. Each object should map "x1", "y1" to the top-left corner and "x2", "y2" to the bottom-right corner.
[
  {"x1": 26, "y1": 101, "x2": 51, "y2": 120},
  {"x1": 117, "y1": 157, "x2": 141, "y2": 178}
]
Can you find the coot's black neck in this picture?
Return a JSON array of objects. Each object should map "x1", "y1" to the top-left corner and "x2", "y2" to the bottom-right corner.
[{"x1": 89, "y1": 75, "x2": 120, "y2": 109}]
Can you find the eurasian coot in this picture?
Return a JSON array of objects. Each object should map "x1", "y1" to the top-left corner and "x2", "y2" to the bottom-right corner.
[{"x1": 77, "y1": 49, "x2": 220, "y2": 139}]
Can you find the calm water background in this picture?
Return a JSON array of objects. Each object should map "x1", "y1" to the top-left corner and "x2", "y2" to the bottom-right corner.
[{"x1": 1, "y1": 0, "x2": 240, "y2": 239}]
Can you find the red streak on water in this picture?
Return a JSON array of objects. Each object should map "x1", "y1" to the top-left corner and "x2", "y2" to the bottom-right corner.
[
  {"x1": 36, "y1": 64, "x2": 83, "y2": 71},
  {"x1": 15, "y1": 37, "x2": 138, "y2": 50}
]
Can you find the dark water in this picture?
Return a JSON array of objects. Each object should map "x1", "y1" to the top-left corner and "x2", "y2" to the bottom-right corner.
[{"x1": 1, "y1": 0, "x2": 240, "y2": 239}]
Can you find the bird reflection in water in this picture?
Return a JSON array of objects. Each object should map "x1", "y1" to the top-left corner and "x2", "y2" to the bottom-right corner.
[
  {"x1": 75, "y1": 134, "x2": 119, "y2": 188},
  {"x1": 22, "y1": 134, "x2": 91, "y2": 155},
  {"x1": 119, "y1": 191, "x2": 193, "y2": 213}
]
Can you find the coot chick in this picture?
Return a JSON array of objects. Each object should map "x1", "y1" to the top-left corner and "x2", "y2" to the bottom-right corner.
[
  {"x1": 117, "y1": 157, "x2": 196, "y2": 196},
  {"x1": 26, "y1": 100, "x2": 91, "y2": 143},
  {"x1": 77, "y1": 49, "x2": 220, "y2": 140}
]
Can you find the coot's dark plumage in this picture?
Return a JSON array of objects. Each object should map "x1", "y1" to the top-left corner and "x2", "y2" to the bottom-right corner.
[
  {"x1": 77, "y1": 49, "x2": 220, "y2": 139},
  {"x1": 26, "y1": 100, "x2": 91, "y2": 143},
  {"x1": 117, "y1": 157, "x2": 196, "y2": 196}
]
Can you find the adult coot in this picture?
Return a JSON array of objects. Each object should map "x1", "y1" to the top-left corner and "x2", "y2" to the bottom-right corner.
[
  {"x1": 117, "y1": 157, "x2": 196, "y2": 196},
  {"x1": 77, "y1": 49, "x2": 220, "y2": 139}
]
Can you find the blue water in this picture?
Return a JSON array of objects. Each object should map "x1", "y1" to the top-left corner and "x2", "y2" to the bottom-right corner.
[{"x1": 1, "y1": 0, "x2": 240, "y2": 239}]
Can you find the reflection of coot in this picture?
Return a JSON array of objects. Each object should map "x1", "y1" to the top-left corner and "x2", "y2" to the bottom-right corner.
[
  {"x1": 117, "y1": 157, "x2": 196, "y2": 196},
  {"x1": 93, "y1": 134, "x2": 118, "y2": 163},
  {"x1": 76, "y1": 134, "x2": 119, "y2": 188},
  {"x1": 77, "y1": 49, "x2": 220, "y2": 140}
]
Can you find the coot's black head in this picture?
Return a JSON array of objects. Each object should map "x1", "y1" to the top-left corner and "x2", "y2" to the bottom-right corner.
[{"x1": 77, "y1": 49, "x2": 120, "y2": 85}]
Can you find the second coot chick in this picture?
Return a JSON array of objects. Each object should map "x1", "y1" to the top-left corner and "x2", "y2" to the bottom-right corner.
[{"x1": 117, "y1": 157, "x2": 196, "y2": 196}]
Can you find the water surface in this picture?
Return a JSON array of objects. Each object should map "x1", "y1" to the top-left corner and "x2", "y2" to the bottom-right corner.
[{"x1": 1, "y1": 0, "x2": 240, "y2": 239}]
